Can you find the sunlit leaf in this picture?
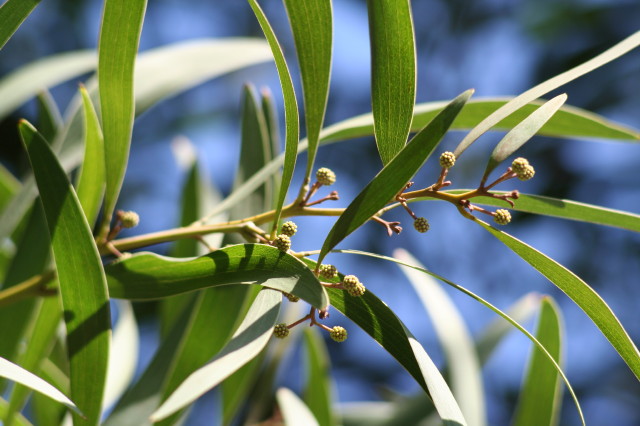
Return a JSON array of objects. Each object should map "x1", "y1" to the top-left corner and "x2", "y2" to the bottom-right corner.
[
  {"x1": 248, "y1": 0, "x2": 299, "y2": 236},
  {"x1": 0, "y1": 0, "x2": 41, "y2": 50},
  {"x1": 366, "y1": 0, "x2": 416, "y2": 164},
  {"x1": 318, "y1": 90, "x2": 472, "y2": 264},
  {"x1": 303, "y1": 327, "x2": 336, "y2": 426},
  {"x1": 76, "y1": 85, "x2": 105, "y2": 227},
  {"x1": 513, "y1": 297, "x2": 563, "y2": 426},
  {"x1": 19, "y1": 120, "x2": 110, "y2": 424},
  {"x1": 0, "y1": 357, "x2": 79, "y2": 416},
  {"x1": 278, "y1": 387, "x2": 320, "y2": 426},
  {"x1": 454, "y1": 30, "x2": 640, "y2": 157},
  {"x1": 150, "y1": 288, "x2": 282, "y2": 422},
  {"x1": 283, "y1": 0, "x2": 332, "y2": 180},
  {"x1": 477, "y1": 220, "x2": 640, "y2": 381},
  {"x1": 105, "y1": 243, "x2": 328, "y2": 310},
  {"x1": 0, "y1": 164, "x2": 20, "y2": 212},
  {"x1": 482, "y1": 94, "x2": 567, "y2": 182},
  {"x1": 97, "y1": 0, "x2": 147, "y2": 241},
  {"x1": 395, "y1": 249, "x2": 485, "y2": 426}
]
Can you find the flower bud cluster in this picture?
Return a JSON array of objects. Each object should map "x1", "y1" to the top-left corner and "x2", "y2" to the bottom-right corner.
[
  {"x1": 494, "y1": 209, "x2": 511, "y2": 225},
  {"x1": 330, "y1": 326, "x2": 348, "y2": 342},
  {"x1": 413, "y1": 217, "x2": 430, "y2": 233},
  {"x1": 439, "y1": 151, "x2": 456, "y2": 169},
  {"x1": 273, "y1": 323, "x2": 290, "y2": 338},
  {"x1": 273, "y1": 234, "x2": 291, "y2": 252},
  {"x1": 316, "y1": 167, "x2": 336, "y2": 186},
  {"x1": 342, "y1": 275, "x2": 366, "y2": 297},
  {"x1": 511, "y1": 157, "x2": 535, "y2": 181}
]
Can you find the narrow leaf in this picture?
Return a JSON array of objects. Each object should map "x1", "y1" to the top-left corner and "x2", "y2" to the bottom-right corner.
[
  {"x1": 366, "y1": 0, "x2": 416, "y2": 164},
  {"x1": 97, "y1": 0, "x2": 147, "y2": 240},
  {"x1": 35, "y1": 90, "x2": 62, "y2": 142},
  {"x1": 0, "y1": 0, "x2": 40, "y2": 49},
  {"x1": 454, "y1": 31, "x2": 640, "y2": 157},
  {"x1": 0, "y1": 397, "x2": 32, "y2": 426},
  {"x1": 318, "y1": 90, "x2": 472, "y2": 264},
  {"x1": 248, "y1": 0, "x2": 299, "y2": 236},
  {"x1": 443, "y1": 191, "x2": 640, "y2": 233},
  {"x1": 105, "y1": 243, "x2": 328, "y2": 309},
  {"x1": 395, "y1": 249, "x2": 485, "y2": 426},
  {"x1": 283, "y1": 0, "x2": 333, "y2": 180},
  {"x1": 513, "y1": 297, "x2": 563, "y2": 426},
  {"x1": 477, "y1": 220, "x2": 640, "y2": 380},
  {"x1": 483, "y1": 94, "x2": 567, "y2": 181},
  {"x1": 277, "y1": 387, "x2": 320, "y2": 426},
  {"x1": 0, "y1": 164, "x2": 20, "y2": 212},
  {"x1": 150, "y1": 288, "x2": 282, "y2": 422},
  {"x1": 76, "y1": 85, "x2": 106, "y2": 227},
  {"x1": 0, "y1": 357, "x2": 79, "y2": 415},
  {"x1": 19, "y1": 120, "x2": 111, "y2": 424},
  {"x1": 303, "y1": 328, "x2": 336, "y2": 426}
]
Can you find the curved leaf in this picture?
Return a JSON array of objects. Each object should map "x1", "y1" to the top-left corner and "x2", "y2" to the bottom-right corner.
[
  {"x1": 318, "y1": 90, "x2": 472, "y2": 264},
  {"x1": 513, "y1": 297, "x2": 563, "y2": 426},
  {"x1": 18, "y1": 120, "x2": 110, "y2": 424},
  {"x1": 278, "y1": 387, "x2": 320, "y2": 426},
  {"x1": 453, "y1": 31, "x2": 640, "y2": 157},
  {"x1": 330, "y1": 249, "x2": 584, "y2": 425},
  {"x1": 0, "y1": 0, "x2": 41, "y2": 50},
  {"x1": 0, "y1": 50, "x2": 96, "y2": 121},
  {"x1": 150, "y1": 288, "x2": 282, "y2": 422},
  {"x1": 283, "y1": 0, "x2": 332, "y2": 181},
  {"x1": 97, "y1": 0, "x2": 147, "y2": 240},
  {"x1": 477, "y1": 220, "x2": 640, "y2": 380},
  {"x1": 105, "y1": 243, "x2": 328, "y2": 309},
  {"x1": 0, "y1": 357, "x2": 78, "y2": 416},
  {"x1": 366, "y1": 0, "x2": 416, "y2": 164},
  {"x1": 35, "y1": 90, "x2": 62, "y2": 142},
  {"x1": 483, "y1": 94, "x2": 567, "y2": 182},
  {"x1": 441, "y1": 191, "x2": 640, "y2": 232},
  {"x1": 303, "y1": 328, "x2": 336, "y2": 426},
  {"x1": 248, "y1": 0, "x2": 299, "y2": 236},
  {"x1": 395, "y1": 249, "x2": 485, "y2": 426}
]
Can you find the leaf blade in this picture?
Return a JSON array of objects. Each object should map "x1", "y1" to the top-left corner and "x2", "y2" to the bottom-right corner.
[
  {"x1": 0, "y1": 0, "x2": 40, "y2": 49},
  {"x1": 278, "y1": 387, "x2": 320, "y2": 426}
]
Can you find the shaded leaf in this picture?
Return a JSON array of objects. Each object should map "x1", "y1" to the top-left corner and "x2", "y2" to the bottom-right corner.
[
  {"x1": 0, "y1": 357, "x2": 78, "y2": 416},
  {"x1": 248, "y1": 0, "x2": 299, "y2": 236},
  {"x1": 150, "y1": 288, "x2": 282, "y2": 422},
  {"x1": 277, "y1": 387, "x2": 320, "y2": 426},
  {"x1": 483, "y1": 94, "x2": 567, "y2": 182},
  {"x1": 283, "y1": 0, "x2": 332, "y2": 180},
  {"x1": 19, "y1": 120, "x2": 111, "y2": 424},
  {"x1": 35, "y1": 90, "x2": 62, "y2": 142},
  {"x1": 395, "y1": 249, "x2": 485, "y2": 426},
  {"x1": 0, "y1": 397, "x2": 32, "y2": 426},
  {"x1": 318, "y1": 90, "x2": 472, "y2": 264},
  {"x1": 513, "y1": 297, "x2": 563, "y2": 426},
  {"x1": 303, "y1": 327, "x2": 336, "y2": 426},
  {"x1": 75, "y1": 85, "x2": 105, "y2": 227},
  {"x1": 0, "y1": 164, "x2": 20, "y2": 212},
  {"x1": 105, "y1": 243, "x2": 328, "y2": 309},
  {"x1": 477, "y1": 220, "x2": 640, "y2": 381},
  {"x1": 366, "y1": 0, "x2": 416, "y2": 164},
  {"x1": 0, "y1": 0, "x2": 40, "y2": 50},
  {"x1": 97, "y1": 0, "x2": 147, "y2": 240},
  {"x1": 453, "y1": 31, "x2": 640, "y2": 157}
]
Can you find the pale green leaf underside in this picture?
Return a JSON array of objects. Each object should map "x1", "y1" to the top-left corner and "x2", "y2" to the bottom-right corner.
[
  {"x1": 478, "y1": 221, "x2": 640, "y2": 382},
  {"x1": 105, "y1": 243, "x2": 328, "y2": 309},
  {"x1": 0, "y1": 357, "x2": 79, "y2": 415},
  {"x1": 150, "y1": 289, "x2": 281, "y2": 422},
  {"x1": 278, "y1": 387, "x2": 320, "y2": 426}
]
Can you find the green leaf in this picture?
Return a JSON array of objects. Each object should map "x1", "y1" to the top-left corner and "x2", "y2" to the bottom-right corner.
[
  {"x1": 35, "y1": 90, "x2": 63, "y2": 142},
  {"x1": 0, "y1": 0, "x2": 40, "y2": 49},
  {"x1": 105, "y1": 243, "x2": 328, "y2": 309},
  {"x1": 261, "y1": 88, "x2": 282, "y2": 207},
  {"x1": 0, "y1": 357, "x2": 79, "y2": 416},
  {"x1": 395, "y1": 249, "x2": 485, "y2": 426},
  {"x1": 454, "y1": 31, "x2": 640, "y2": 157},
  {"x1": 18, "y1": 120, "x2": 111, "y2": 424},
  {"x1": 0, "y1": 397, "x2": 32, "y2": 426},
  {"x1": 513, "y1": 297, "x2": 563, "y2": 426},
  {"x1": 0, "y1": 50, "x2": 96, "y2": 121},
  {"x1": 331, "y1": 249, "x2": 584, "y2": 425},
  {"x1": 221, "y1": 354, "x2": 265, "y2": 424},
  {"x1": 0, "y1": 164, "x2": 20, "y2": 212},
  {"x1": 303, "y1": 327, "x2": 336, "y2": 426},
  {"x1": 97, "y1": 0, "x2": 147, "y2": 241},
  {"x1": 301, "y1": 259, "x2": 467, "y2": 425},
  {"x1": 482, "y1": 94, "x2": 567, "y2": 182},
  {"x1": 442, "y1": 191, "x2": 640, "y2": 233},
  {"x1": 5, "y1": 296, "x2": 61, "y2": 425},
  {"x1": 150, "y1": 288, "x2": 282, "y2": 422},
  {"x1": 283, "y1": 0, "x2": 332, "y2": 180},
  {"x1": 248, "y1": 0, "x2": 300, "y2": 236},
  {"x1": 318, "y1": 90, "x2": 472, "y2": 264},
  {"x1": 76, "y1": 85, "x2": 105, "y2": 227},
  {"x1": 366, "y1": 0, "x2": 416, "y2": 164},
  {"x1": 278, "y1": 387, "x2": 320, "y2": 426},
  {"x1": 477, "y1": 220, "x2": 640, "y2": 381}
]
